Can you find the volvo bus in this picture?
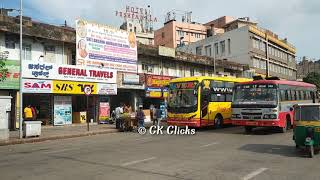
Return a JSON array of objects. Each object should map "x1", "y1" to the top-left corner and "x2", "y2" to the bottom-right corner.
[
  {"x1": 167, "y1": 76, "x2": 251, "y2": 128},
  {"x1": 231, "y1": 80, "x2": 317, "y2": 133}
]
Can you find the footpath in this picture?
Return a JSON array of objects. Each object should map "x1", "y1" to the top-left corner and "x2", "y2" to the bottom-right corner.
[{"x1": 0, "y1": 123, "x2": 118, "y2": 146}]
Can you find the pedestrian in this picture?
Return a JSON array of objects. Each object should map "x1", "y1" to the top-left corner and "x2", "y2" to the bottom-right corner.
[
  {"x1": 115, "y1": 103, "x2": 124, "y2": 130},
  {"x1": 155, "y1": 106, "x2": 162, "y2": 126},
  {"x1": 136, "y1": 105, "x2": 145, "y2": 128},
  {"x1": 31, "y1": 106, "x2": 37, "y2": 120},
  {"x1": 150, "y1": 104, "x2": 155, "y2": 125},
  {"x1": 23, "y1": 105, "x2": 33, "y2": 121}
]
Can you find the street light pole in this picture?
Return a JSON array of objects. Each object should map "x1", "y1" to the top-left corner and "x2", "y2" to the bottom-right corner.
[{"x1": 19, "y1": 0, "x2": 23, "y2": 139}]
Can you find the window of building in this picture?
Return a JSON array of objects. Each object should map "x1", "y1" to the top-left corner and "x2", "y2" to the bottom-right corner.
[
  {"x1": 253, "y1": 58, "x2": 260, "y2": 68},
  {"x1": 190, "y1": 67, "x2": 195, "y2": 76},
  {"x1": 44, "y1": 45, "x2": 56, "y2": 62},
  {"x1": 161, "y1": 32, "x2": 165, "y2": 38},
  {"x1": 142, "y1": 63, "x2": 154, "y2": 73},
  {"x1": 191, "y1": 32, "x2": 194, "y2": 36},
  {"x1": 129, "y1": 23, "x2": 132, "y2": 27},
  {"x1": 260, "y1": 42, "x2": 266, "y2": 51},
  {"x1": 205, "y1": 45, "x2": 212, "y2": 57},
  {"x1": 252, "y1": 39, "x2": 259, "y2": 49},
  {"x1": 228, "y1": 39, "x2": 231, "y2": 54},
  {"x1": 214, "y1": 43, "x2": 219, "y2": 55},
  {"x1": 196, "y1": 46, "x2": 202, "y2": 55},
  {"x1": 220, "y1": 41, "x2": 225, "y2": 55},
  {"x1": 260, "y1": 60, "x2": 266, "y2": 70},
  {"x1": 22, "y1": 44, "x2": 32, "y2": 60},
  {"x1": 5, "y1": 35, "x2": 15, "y2": 49}
]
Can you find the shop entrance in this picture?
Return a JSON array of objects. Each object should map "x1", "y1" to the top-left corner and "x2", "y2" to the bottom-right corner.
[{"x1": 23, "y1": 94, "x2": 53, "y2": 125}]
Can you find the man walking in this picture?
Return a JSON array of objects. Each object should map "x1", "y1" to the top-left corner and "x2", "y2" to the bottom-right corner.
[{"x1": 136, "y1": 105, "x2": 145, "y2": 128}]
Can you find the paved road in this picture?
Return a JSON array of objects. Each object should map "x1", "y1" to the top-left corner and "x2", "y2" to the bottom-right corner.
[{"x1": 0, "y1": 126, "x2": 318, "y2": 180}]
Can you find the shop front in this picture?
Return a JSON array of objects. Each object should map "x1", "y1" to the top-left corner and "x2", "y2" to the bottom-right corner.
[
  {"x1": 22, "y1": 61, "x2": 117, "y2": 126},
  {"x1": 144, "y1": 74, "x2": 173, "y2": 108},
  {"x1": 111, "y1": 72, "x2": 144, "y2": 112}
]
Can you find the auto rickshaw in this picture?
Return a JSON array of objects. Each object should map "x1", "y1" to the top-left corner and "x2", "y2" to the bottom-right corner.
[{"x1": 293, "y1": 103, "x2": 320, "y2": 158}]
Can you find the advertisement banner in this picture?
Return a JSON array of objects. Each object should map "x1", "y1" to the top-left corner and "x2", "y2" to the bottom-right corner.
[
  {"x1": 99, "y1": 102, "x2": 110, "y2": 121},
  {"x1": 76, "y1": 19, "x2": 137, "y2": 73},
  {"x1": 122, "y1": 73, "x2": 140, "y2": 84},
  {"x1": 22, "y1": 79, "x2": 52, "y2": 93},
  {"x1": 145, "y1": 87, "x2": 168, "y2": 98},
  {"x1": 0, "y1": 60, "x2": 20, "y2": 89},
  {"x1": 146, "y1": 75, "x2": 172, "y2": 88},
  {"x1": 22, "y1": 61, "x2": 117, "y2": 83},
  {"x1": 53, "y1": 80, "x2": 97, "y2": 95},
  {"x1": 54, "y1": 96, "x2": 72, "y2": 126},
  {"x1": 97, "y1": 83, "x2": 117, "y2": 95}
]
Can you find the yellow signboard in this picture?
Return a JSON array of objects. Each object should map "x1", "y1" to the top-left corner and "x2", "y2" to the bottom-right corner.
[{"x1": 53, "y1": 80, "x2": 97, "y2": 94}]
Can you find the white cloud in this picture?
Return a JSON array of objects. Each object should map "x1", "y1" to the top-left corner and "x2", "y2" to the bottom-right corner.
[{"x1": 26, "y1": 0, "x2": 319, "y2": 58}]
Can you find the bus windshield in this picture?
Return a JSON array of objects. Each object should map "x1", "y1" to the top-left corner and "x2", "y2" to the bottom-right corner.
[
  {"x1": 168, "y1": 81, "x2": 198, "y2": 113},
  {"x1": 233, "y1": 84, "x2": 278, "y2": 104}
]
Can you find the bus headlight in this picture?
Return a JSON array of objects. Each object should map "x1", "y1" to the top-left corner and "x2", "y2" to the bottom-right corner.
[
  {"x1": 263, "y1": 114, "x2": 277, "y2": 119},
  {"x1": 232, "y1": 114, "x2": 241, "y2": 119}
]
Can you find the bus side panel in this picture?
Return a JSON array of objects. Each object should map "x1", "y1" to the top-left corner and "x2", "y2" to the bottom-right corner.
[{"x1": 206, "y1": 102, "x2": 232, "y2": 125}]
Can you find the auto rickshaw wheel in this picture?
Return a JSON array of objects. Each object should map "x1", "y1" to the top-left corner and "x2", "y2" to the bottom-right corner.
[{"x1": 308, "y1": 145, "x2": 314, "y2": 158}]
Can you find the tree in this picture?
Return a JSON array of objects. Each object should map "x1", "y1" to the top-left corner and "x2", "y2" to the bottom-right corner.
[
  {"x1": 303, "y1": 72, "x2": 320, "y2": 90},
  {"x1": 0, "y1": 51, "x2": 9, "y2": 82}
]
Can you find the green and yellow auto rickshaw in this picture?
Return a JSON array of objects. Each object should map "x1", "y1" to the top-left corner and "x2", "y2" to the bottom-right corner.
[{"x1": 293, "y1": 104, "x2": 320, "y2": 158}]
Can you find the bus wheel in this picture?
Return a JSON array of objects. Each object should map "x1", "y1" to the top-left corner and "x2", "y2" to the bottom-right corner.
[
  {"x1": 245, "y1": 126, "x2": 253, "y2": 133},
  {"x1": 214, "y1": 115, "x2": 223, "y2": 129}
]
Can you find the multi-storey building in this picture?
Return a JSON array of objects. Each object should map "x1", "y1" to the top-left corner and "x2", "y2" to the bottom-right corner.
[
  {"x1": 297, "y1": 56, "x2": 320, "y2": 79},
  {"x1": 154, "y1": 20, "x2": 207, "y2": 48},
  {"x1": 120, "y1": 20, "x2": 154, "y2": 45},
  {"x1": 178, "y1": 16, "x2": 297, "y2": 80}
]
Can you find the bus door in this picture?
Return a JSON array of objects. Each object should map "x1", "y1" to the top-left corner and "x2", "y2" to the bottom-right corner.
[{"x1": 201, "y1": 81, "x2": 211, "y2": 125}]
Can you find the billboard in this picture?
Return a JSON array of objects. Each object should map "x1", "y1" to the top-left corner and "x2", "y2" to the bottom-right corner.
[
  {"x1": 76, "y1": 19, "x2": 137, "y2": 73},
  {"x1": 22, "y1": 79, "x2": 52, "y2": 93},
  {"x1": 22, "y1": 61, "x2": 117, "y2": 84},
  {"x1": 0, "y1": 60, "x2": 20, "y2": 89}
]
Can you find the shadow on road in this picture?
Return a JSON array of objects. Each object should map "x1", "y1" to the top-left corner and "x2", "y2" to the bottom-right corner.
[{"x1": 239, "y1": 144, "x2": 304, "y2": 158}]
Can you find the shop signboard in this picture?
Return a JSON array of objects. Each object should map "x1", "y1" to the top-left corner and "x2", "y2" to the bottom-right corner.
[
  {"x1": 145, "y1": 87, "x2": 168, "y2": 98},
  {"x1": 97, "y1": 83, "x2": 117, "y2": 95},
  {"x1": 76, "y1": 19, "x2": 137, "y2": 73},
  {"x1": 0, "y1": 60, "x2": 20, "y2": 89},
  {"x1": 122, "y1": 73, "x2": 140, "y2": 85},
  {"x1": 53, "y1": 80, "x2": 97, "y2": 95},
  {"x1": 146, "y1": 75, "x2": 172, "y2": 88},
  {"x1": 54, "y1": 96, "x2": 72, "y2": 125},
  {"x1": 22, "y1": 61, "x2": 117, "y2": 83},
  {"x1": 22, "y1": 79, "x2": 52, "y2": 93},
  {"x1": 99, "y1": 102, "x2": 110, "y2": 121}
]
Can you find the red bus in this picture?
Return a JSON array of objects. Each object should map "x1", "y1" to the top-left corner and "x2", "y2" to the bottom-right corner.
[{"x1": 231, "y1": 80, "x2": 317, "y2": 133}]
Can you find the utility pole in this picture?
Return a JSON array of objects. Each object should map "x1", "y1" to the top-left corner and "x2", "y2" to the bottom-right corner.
[{"x1": 19, "y1": 0, "x2": 23, "y2": 139}]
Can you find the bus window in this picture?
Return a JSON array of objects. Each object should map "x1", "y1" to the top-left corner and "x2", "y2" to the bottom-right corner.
[
  {"x1": 226, "y1": 94, "x2": 232, "y2": 102},
  {"x1": 225, "y1": 82, "x2": 234, "y2": 88},
  {"x1": 280, "y1": 90, "x2": 286, "y2": 101},
  {"x1": 211, "y1": 94, "x2": 225, "y2": 102},
  {"x1": 287, "y1": 90, "x2": 292, "y2": 101},
  {"x1": 292, "y1": 90, "x2": 297, "y2": 100}
]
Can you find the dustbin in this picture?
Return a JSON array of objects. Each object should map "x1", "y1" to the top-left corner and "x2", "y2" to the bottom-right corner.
[{"x1": 23, "y1": 121, "x2": 42, "y2": 138}]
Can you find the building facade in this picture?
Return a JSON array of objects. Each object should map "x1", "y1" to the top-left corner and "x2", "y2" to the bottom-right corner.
[
  {"x1": 297, "y1": 57, "x2": 320, "y2": 80},
  {"x1": 154, "y1": 20, "x2": 207, "y2": 48},
  {"x1": 178, "y1": 17, "x2": 297, "y2": 80},
  {"x1": 120, "y1": 21, "x2": 154, "y2": 45}
]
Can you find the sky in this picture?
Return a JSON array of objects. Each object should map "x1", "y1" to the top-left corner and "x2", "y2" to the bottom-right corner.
[{"x1": 1, "y1": 0, "x2": 319, "y2": 60}]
